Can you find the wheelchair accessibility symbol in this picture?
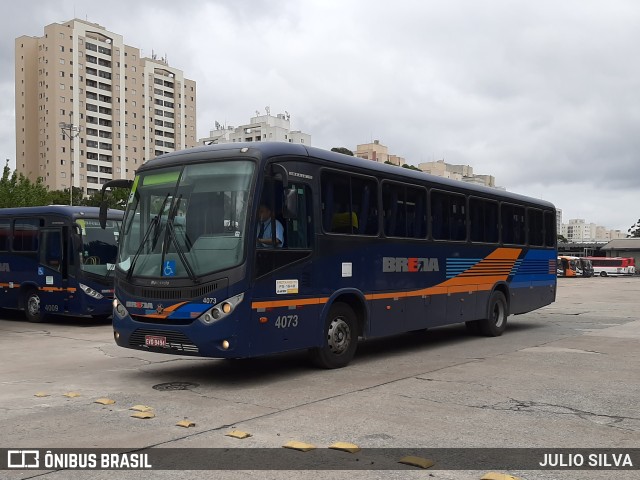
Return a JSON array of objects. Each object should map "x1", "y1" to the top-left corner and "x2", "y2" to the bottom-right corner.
[{"x1": 163, "y1": 260, "x2": 176, "y2": 277}]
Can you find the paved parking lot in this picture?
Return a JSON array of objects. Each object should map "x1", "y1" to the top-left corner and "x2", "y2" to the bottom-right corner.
[{"x1": 1, "y1": 277, "x2": 639, "y2": 479}]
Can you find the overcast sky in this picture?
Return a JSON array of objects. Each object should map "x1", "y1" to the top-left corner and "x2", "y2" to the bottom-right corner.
[{"x1": 2, "y1": 1, "x2": 639, "y2": 231}]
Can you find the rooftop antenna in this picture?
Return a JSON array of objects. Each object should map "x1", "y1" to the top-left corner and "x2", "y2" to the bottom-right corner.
[{"x1": 265, "y1": 106, "x2": 270, "y2": 116}]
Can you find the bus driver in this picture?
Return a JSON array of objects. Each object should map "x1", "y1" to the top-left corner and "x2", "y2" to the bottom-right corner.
[{"x1": 256, "y1": 203, "x2": 284, "y2": 248}]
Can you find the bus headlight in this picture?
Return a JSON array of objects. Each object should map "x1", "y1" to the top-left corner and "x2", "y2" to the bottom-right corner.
[
  {"x1": 113, "y1": 298, "x2": 128, "y2": 319},
  {"x1": 79, "y1": 283, "x2": 104, "y2": 300},
  {"x1": 200, "y1": 293, "x2": 244, "y2": 325}
]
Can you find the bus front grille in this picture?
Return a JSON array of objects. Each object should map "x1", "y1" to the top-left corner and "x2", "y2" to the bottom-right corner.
[
  {"x1": 129, "y1": 329, "x2": 199, "y2": 354},
  {"x1": 117, "y1": 278, "x2": 227, "y2": 301}
]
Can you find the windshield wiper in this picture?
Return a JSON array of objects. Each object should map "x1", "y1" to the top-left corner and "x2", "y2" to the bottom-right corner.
[
  {"x1": 125, "y1": 193, "x2": 170, "y2": 280},
  {"x1": 160, "y1": 195, "x2": 198, "y2": 282},
  {"x1": 166, "y1": 219, "x2": 198, "y2": 282}
]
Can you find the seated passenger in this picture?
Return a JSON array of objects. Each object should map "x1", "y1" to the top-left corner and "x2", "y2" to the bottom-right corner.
[{"x1": 331, "y1": 211, "x2": 358, "y2": 234}]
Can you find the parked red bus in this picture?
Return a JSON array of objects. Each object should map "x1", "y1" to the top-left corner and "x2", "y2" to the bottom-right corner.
[{"x1": 585, "y1": 257, "x2": 636, "y2": 277}]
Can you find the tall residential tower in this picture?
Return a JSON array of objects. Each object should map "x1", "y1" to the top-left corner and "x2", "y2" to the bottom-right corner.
[{"x1": 15, "y1": 19, "x2": 197, "y2": 195}]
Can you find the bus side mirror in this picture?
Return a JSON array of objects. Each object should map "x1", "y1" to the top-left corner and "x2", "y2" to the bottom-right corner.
[
  {"x1": 98, "y1": 179, "x2": 133, "y2": 229},
  {"x1": 99, "y1": 201, "x2": 108, "y2": 229},
  {"x1": 282, "y1": 188, "x2": 298, "y2": 219},
  {"x1": 270, "y1": 163, "x2": 289, "y2": 188}
]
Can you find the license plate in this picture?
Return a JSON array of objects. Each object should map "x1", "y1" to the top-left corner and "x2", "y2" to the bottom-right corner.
[{"x1": 145, "y1": 335, "x2": 166, "y2": 347}]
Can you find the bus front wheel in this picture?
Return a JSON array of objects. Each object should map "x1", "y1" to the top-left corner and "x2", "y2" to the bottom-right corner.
[
  {"x1": 309, "y1": 302, "x2": 358, "y2": 369},
  {"x1": 478, "y1": 291, "x2": 508, "y2": 337},
  {"x1": 600, "y1": 271, "x2": 607, "y2": 277},
  {"x1": 24, "y1": 289, "x2": 45, "y2": 323}
]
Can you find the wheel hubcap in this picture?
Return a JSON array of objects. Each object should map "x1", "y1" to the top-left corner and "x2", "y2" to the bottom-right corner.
[
  {"x1": 327, "y1": 317, "x2": 351, "y2": 355},
  {"x1": 28, "y1": 295, "x2": 40, "y2": 316},
  {"x1": 493, "y1": 302, "x2": 504, "y2": 327}
]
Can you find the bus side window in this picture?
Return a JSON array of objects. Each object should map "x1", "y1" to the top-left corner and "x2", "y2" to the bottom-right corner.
[
  {"x1": 528, "y1": 209, "x2": 544, "y2": 246},
  {"x1": 13, "y1": 218, "x2": 40, "y2": 252},
  {"x1": 0, "y1": 219, "x2": 9, "y2": 251},
  {"x1": 283, "y1": 184, "x2": 313, "y2": 249},
  {"x1": 321, "y1": 172, "x2": 377, "y2": 235},
  {"x1": 544, "y1": 210, "x2": 556, "y2": 247},
  {"x1": 40, "y1": 230, "x2": 63, "y2": 270},
  {"x1": 501, "y1": 204, "x2": 526, "y2": 245},
  {"x1": 431, "y1": 191, "x2": 466, "y2": 241}
]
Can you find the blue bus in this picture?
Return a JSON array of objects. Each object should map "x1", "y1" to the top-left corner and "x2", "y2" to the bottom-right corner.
[
  {"x1": 105, "y1": 143, "x2": 556, "y2": 368},
  {"x1": 0, "y1": 206, "x2": 123, "y2": 322}
]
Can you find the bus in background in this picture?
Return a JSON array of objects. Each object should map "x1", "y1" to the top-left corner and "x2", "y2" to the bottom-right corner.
[
  {"x1": 585, "y1": 257, "x2": 636, "y2": 277},
  {"x1": 0, "y1": 206, "x2": 123, "y2": 322},
  {"x1": 557, "y1": 256, "x2": 593, "y2": 277},
  {"x1": 104, "y1": 143, "x2": 557, "y2": 368}
]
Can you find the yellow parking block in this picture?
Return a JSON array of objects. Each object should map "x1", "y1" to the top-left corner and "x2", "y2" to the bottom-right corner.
[
  {"x1": 481, "y1": 473, "x2": 522, "y2": 480},
  {"x1": 34, "y1": 392, "x2": 50, "y2": 397},
  {"x1": 131, "y1": 411, "x2": 155, "y2": 419},
  {"x1": 225, "y1": 430, "x2": 251, "y2": 439},
  {"x1": 398, "y1": 455, "x2": 435, "y2": 469},
  {"x1": 176, "y1": 420, "x2": 196, "y2": 428},
  {"x1": 282, "y1": 441, "x2": 316, "y2": 452},
  {"x1": 328, "y1": 442, "x2": 361, "y2": 453},
  {"x1": 63, "y1": 392, "x2": 81, "y2": 398},
  {"x1": 94, "y1": 398, "x2": 116, "y2": 405}
]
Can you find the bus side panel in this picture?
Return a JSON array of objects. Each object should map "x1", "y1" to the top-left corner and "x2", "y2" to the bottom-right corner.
[
  {"x1": 249, "y1": 257, "x2": 322, "y2": 356},
  {"x1": 509, "y1": 249, "x2": 556, "y2": 315},
  {"x1": 37, "y1": 264, "x2": 69, "y2": 315},
  {"x1": 249, "y1": 303, "x2": 324, "y2": 356}
]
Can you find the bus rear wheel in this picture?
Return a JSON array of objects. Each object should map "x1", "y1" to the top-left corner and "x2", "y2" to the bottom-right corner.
[
  {"x1": 309, "y1": 302, "x2": 358, "y2": 369},
  {"x1": 24, "y1": 289, "x2": 45, "y2": 323},
  {"x1": 478, "y1": 291, "x2": 508, "y2": 337},
  {"x1": 600, "y1": 271, "x2": 607, "y2": 277}
]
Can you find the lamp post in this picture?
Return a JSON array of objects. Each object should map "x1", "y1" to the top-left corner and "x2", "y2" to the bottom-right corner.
[{"x1": 59, "y1": 112, "x2": 83, "y2": 206}]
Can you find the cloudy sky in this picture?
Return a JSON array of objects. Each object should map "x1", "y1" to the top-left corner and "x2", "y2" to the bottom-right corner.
[{"x1": 2, "y1": 0, "x2": 639, "y2": 231}]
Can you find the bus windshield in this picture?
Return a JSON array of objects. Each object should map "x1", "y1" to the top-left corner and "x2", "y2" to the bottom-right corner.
[
  {"x1": 117, "y1": 160, "x2": 255, "y2": 279},
  {"x1": 79, "y1": 218, "x2": 120, "y2": 277}
]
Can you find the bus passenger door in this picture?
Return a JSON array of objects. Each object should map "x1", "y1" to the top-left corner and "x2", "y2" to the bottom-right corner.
[
  {"x1": 38, "y1": 228, "x2": 68, "y2": 315},
  {"x1": 252, "y1": 178, "x2": 316, "y2": 355}
]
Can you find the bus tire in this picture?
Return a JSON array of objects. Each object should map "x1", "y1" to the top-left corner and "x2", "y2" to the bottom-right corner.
[
  {"x1": 24, "y1": 289, "x2": 45, "y2": 323},
  {"x1": 600, "y1": 271, "x2": 607, "y2": 277},
  {"x1": 309, "y1": 302, "x2": 358, "y2": 369},
  {"x1": 478, "y1": 291, "x2": 508, "y2": 337}
]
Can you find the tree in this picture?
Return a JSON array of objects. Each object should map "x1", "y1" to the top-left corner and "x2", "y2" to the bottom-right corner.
[
  {"x1": 628, "y1": 219, "x2": 640, "y2": 238},
  {"x1": 557, "y1": 234, "x2": 568, "y2": 243},
  {"x1": 402, "y1": 163, "x2": 422, "y2": 171},
  {"x1": 0, "y1": 160, "x2": 50, "y2": 207},
  {"x1": 331, "y1": 147, "x2": 354, "y2": 156},
  {"x1": 47, "y1": 187, "x2": 85, "y2": 206},
  {"x1": 82, "y1": 188, "x2": 129, "y2": 209}
]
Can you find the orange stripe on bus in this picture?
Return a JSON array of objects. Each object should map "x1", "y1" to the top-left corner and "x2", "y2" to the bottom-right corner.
[
  {"x1": 41, "y1": 287, "x2": 77, "y2": 293},
  {"x1": 251, "y1": 297, "x2": 329, "y2": 309},
  {"x1": 251, "y1": 248, "x2": 523, "y2": 310}
]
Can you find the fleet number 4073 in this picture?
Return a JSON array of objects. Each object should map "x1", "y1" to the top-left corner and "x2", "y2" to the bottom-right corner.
[{"x1": 275, "y1": 315, "x2": 298, "y2": 328}]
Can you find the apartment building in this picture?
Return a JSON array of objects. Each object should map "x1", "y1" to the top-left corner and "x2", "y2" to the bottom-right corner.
[
  {"x1": 15, "y1": 18, "x2": 197, "y2": 195},
  {"x1": 199, "y1": 110, "x2": 311, "y2": 146},
  {"x1": 418, "y1": 159, "x2": 497, "y2": 188},
  {"x1": 354, "y1": 140, "x2": 404, "y2": 166},
  {"x1": 561, "y1": 218, "x2": 626, "y2": 243}
]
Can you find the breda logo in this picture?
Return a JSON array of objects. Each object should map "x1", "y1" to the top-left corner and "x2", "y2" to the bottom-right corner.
[{"x1": 383, "y1": 257, "x2": 439, "y2": 272}]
